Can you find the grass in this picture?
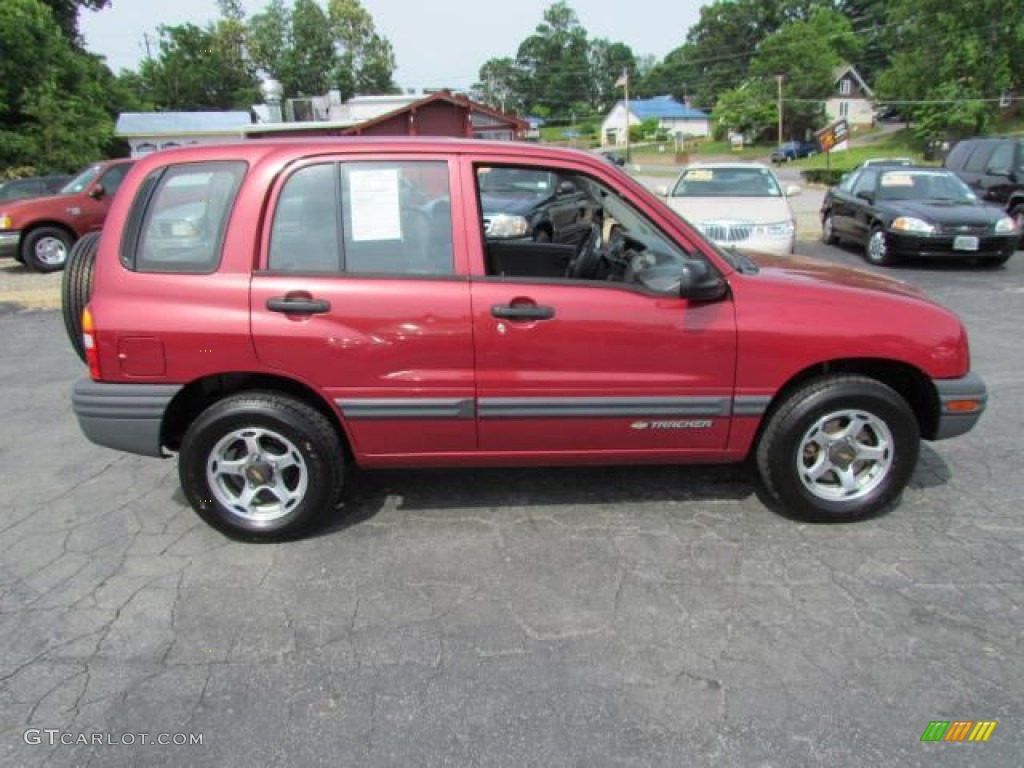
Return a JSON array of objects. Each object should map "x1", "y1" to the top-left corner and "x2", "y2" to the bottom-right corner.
[{"x1": 789, "y1": 129, "x2": 929, "y2": 170}]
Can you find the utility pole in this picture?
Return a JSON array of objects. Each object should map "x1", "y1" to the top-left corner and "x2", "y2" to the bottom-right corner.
[
  {"x1": 623, "y1": 70, "x2": 630, "y2": 164},
  {"x1": 775, "y1": 73, "x2": 784, "y2": 144}
]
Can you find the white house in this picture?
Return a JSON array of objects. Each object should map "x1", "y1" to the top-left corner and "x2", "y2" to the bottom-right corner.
[
  {"x1": 826, "y1": 65, "x2": 875, "y2": 127},
  {"x1": 600, "y1": 95, "x2": 710, "y2": 148}
]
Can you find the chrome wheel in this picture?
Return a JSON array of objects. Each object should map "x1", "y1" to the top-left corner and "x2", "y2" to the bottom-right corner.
[
  {"x1": 866, "y1": 229, "x2": 887, "y2": 264},
  {"x1": 797, "y1": 409, "x2": 894, "y2": 502},
  {"x1": 206, "y1": 427, "x2": 308, "y2": 523},
  {"x1": 35, "y1": 236, "x2": 68, "y2": 267}
]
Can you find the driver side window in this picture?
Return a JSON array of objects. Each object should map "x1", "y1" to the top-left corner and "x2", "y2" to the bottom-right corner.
[{"x1": 474, "y1": 163, "x2": 692, "y2": 292}]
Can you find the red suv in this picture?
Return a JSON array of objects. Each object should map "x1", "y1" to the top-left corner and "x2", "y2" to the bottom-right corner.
[
  {"x1": 65, "y1": 139, "x2": 987, "y2": 540},
  {"x1": 0, "y1": 158, "x2": 133, "y2": 272}
]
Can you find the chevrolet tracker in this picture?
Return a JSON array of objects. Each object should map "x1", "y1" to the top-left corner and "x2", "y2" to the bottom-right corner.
[{"x1": 63, "y1": 139, "x2": 987, "y2": 540}]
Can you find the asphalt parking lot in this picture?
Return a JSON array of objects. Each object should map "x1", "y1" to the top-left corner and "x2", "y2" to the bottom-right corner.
[{"x1": 1, "y1": 243, "x2": 1022, "y2": 767}]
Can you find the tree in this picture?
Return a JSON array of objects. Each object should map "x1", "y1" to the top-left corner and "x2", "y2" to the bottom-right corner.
[
  {"x1": 473, "y1": 57, "x2": 525, "y2": 114},
  {"x1": 711, "y1": 81, "x2": 778, "y2": 140},
  {"x1": 750, "y1": 9, "x2": 860, "y2": 138},
  {"x1": 515, "y1": 1, "x2": 591, "y2": 115},
  {"x1": 588, "y1": 39, "x2": 635, "y2": 110},
  {"x1": 38, "y1": 0, "x2": 110, "y2": 44},
  {"x1": 876, "y1": 0, "x2": 1023, "y2": 139},
  {"x1": 1, "y1": 0, "x2": 118, "y2": 171},
  {"x1": 326, "y1": 0, "x2": 398, "y2": 96}
]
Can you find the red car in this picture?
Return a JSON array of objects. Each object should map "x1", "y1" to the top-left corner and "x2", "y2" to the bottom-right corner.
[
  {"x1": 65, "y1": 139, "x2": 986, "y2": 540},
  {"x1": 0, "y1": 158, "x2": 134, "y2": 272}
]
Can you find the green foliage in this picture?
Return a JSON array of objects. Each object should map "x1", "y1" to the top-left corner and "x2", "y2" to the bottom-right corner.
[
  {"x1": 38, "y1": 0, "x2": 110, "y2": 43},
  {"x1": 800, "y1": 169, "x2": 846, "y2": 186},
  {"x1": 712, "y1": 81, "x2": 777, "y2": 140},
  {"x1": 0, "y1": 0, "x2": 124, "y2": 172}
]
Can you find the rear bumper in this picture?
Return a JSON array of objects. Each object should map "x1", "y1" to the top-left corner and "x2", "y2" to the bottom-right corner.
[
  {"x1": 0, "y1": 231, "x2": 20, "y2": 259},
  {"x1": 931, "y1": 372, "x2": 987, "y2": 440},
  {"x1": 72, "y1": 379, "x2": 183, "y2": 457}
]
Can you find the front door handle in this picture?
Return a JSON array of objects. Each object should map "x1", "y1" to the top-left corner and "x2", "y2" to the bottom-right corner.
[
  {"x1": 491, "y1": 304, "x2": 555, "y2": 321},
  {"x1": 266, "y1": 296, "x2": 331, "y2": 314}
]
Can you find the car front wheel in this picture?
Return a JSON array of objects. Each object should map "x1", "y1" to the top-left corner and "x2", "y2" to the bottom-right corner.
[
  {"x1": 756, "y1": 375, "x2": 920, "y2": 523},
  {"x1": 179, "y1": 392, "x2": 345, "y2": 540},
  {"x1": 865, "y1": 224, "x2": 895, "y2": 266},
  {"x1": 22, "y1": 226, "x2": 73, "y2": 273}
]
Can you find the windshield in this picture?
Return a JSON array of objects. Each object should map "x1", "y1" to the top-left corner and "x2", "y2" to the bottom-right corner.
[
  {"x1": 876, "y1": 170, "x2": 975, "y2": 202},
  {"x1": 671, "y1": 167, "x2": 782, "y2": 198},
  {"x1": 60, "y1": 164, "x2": 102, "y2": 195}
]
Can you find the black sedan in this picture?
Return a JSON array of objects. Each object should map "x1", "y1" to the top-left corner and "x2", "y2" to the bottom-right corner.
[{"x1": 821, "y1": 166, "x2": 1019, "y2": 266}]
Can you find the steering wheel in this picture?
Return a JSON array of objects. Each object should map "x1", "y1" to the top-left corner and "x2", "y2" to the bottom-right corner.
[{"x1": 568, "y1": 223, "x2": 603, "y2": 279}]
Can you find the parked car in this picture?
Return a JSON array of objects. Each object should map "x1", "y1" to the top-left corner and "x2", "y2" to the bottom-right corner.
[
  {"x1": 660, "y1": 162, "x2": 800, "y2": 256},
  {"x1": 771, "y1": 140, "x2": 819, "y2": 163},
  {"x1": 0, "y1": 174, "x2": 72, "y2": 202},
  {"x1": 944, "y1": 136, "x2": 1024, "y2": 245},
  {"x1": 821, "y1": 165, "x2": 1018, "y2": 266},
  {"x1": 0, "y1": 159, "x2": 133, "y2": 272},
  {"x1": 477, "y1": 165, "x2": 600, "y2": 247},
  {"x1": 65, "y1": 139, "x2": 986, "y2": 540},
  {"x1": 857, "y1": 158, "x2": 915, "y2": 168}
]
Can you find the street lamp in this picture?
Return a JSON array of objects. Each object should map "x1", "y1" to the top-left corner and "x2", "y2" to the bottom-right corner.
[{"x1": 775, "y1": 73, "x2": 784, "y2": 144}]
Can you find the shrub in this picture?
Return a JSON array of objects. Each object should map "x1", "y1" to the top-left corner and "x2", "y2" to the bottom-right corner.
[{"x1": 800, "y1": 169, "x2": 846, "y2": 186}]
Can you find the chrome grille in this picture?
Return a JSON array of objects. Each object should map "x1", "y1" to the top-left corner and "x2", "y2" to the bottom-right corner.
[
  {"x1": 698, "y1": 220, "x2": 754, "y2": 243},
  {"x1": 937, "y1": 223, "x2": 990, "y2": 235}
]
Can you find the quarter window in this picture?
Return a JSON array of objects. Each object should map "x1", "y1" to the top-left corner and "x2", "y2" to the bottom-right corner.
[
  {"x1": 852, "y1": 169, "x2": 878, "y2": 197},
  {"x1": 135, "y1": 161, "x2": 246, "y2": 273},
  {"x1": 964, "y1": 143, "x2": 994, "y2": 173}
]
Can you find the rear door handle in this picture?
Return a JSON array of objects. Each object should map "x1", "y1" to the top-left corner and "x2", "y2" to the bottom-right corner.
[
  {"x1": 491, "y1": 304, "x2": 555, "y2": 321},
  {"x1": 266, "y1": 296, "x2": 331, "y2": 314}
]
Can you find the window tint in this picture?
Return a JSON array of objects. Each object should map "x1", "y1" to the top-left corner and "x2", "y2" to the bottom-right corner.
[
  {"x1": 341, "y1": 161, "x2": 453, "y2": 275},
  {"x1": 944, "y1": 141, "x2": 973, "y2": 170},
  {"x1": 987, "y1": 142, "x2": 1013, "y2": 173},
  {"x1": 135, "y1": 161, "x2": 246, "y2": 273},
  {"x1": 964, "y1": 142, "x2": 994, "y2": 172},
  {"x1": 269, "y1": 164, "x2": 340, "y2": 272},
  {"x1": 852, "y1": 169, "x2": 878, "y2": 196},
  {"x1": 838, "y1": 170, "x2": 858, "y2": 192},
  {"x1": 99, "y1": 164, "x2": 131, "y2": 197}
]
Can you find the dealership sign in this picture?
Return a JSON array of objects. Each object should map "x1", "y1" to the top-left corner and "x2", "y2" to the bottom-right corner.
[{"x1": 816, "y1": 118, "x2": 850, "y2": 153}]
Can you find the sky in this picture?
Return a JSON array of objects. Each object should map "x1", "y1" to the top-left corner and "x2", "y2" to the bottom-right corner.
[{"x1": 80, "y1": 0, "x2": 705, "y2": 91}]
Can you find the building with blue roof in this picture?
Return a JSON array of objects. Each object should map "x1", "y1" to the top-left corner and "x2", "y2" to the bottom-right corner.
[{"x1": 600, "y1": 95, "x2": 710, "y2": 148}]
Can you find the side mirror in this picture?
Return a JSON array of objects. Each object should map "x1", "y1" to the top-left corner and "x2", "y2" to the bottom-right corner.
[
  {"x1": 856, "y1": 190, "x2": 875, "y2": 204},
  {"x1": 677, "y1": 260, "x2": 728, "y2": 302},
  {"x1": 558, "y1": 181, "x2": 577, "y2": 195},
  {"x1": 655, "y1": 184, "x2": 670, "y2": 197},
  {"x1": 785, "y1": 184, "x2": 802, "y2": 197},
  {"x1": 88, "y1": 184, "x2": 105, "y2": 200}
]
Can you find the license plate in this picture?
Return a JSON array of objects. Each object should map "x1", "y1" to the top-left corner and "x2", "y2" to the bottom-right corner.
[{"x1": 953, "y1": 235, "x2": 979, "y2": 251}]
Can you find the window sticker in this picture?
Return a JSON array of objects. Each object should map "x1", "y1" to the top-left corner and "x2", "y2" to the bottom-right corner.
[
  {"x1": 686, "y1": 169, "x2": 714, "y2": 181},
  {"x1": 880, "y1": 174, "x2": 914, "y2": 187},
  {"x1": 349, "y1": 168, "x2": 402, "y2": 241}
]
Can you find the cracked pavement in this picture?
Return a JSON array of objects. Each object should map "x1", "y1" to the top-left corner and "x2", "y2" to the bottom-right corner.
[{"x1": 1, "y1": 242, "x2": 1022, "y2": 767}]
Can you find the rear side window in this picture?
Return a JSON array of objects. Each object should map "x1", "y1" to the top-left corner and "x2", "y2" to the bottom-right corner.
[
  {"x1": 945, "y1": 141, "x2": 973, "y2": 170},
  {"x1": 134, "y1": 161, "x2": 246, "y2": 273},
  {"x1": 964, "y1": 142, "x2": 994, "y2": 173},
  {"x1": 266, "y1": 160, "x2": 454, "y2": 276},
  {"x1": 987, "y1": 142, "x2": 1013, "y2": 174}
]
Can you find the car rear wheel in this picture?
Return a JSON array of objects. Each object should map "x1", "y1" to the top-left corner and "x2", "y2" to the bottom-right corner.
[
  {"x1": 179, "y1": 392, "x2": 345, "y2": 541},
  {"x1": 865, "y1": 224, "x2": 895, "y2": 266},
  {"x1": 22, "y1": 226, "x2": 73, "y2": 273},
  {"x1": 822, "y1": 212, "x2": 838, "y2": 245},
  {"x1": 61, "y1": 232, "x2": 100, "y2": 362},
  {"x1": 756, "y1": 375, "x2": 919, "y2": 523}
]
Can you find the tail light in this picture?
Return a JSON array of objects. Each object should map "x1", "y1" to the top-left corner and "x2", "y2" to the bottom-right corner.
[{"x1": 82, "y1": 306, "x2": 101, "y2": 380}]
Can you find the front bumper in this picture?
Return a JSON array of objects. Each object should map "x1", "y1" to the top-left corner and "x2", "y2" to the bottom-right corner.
[
  {"x1": 0, "y1": 231, "x2": 20, "y2": 259},
  {"x1": 887, "y1": 231, "x2": 1017, "y2": 260},
  {"x1": 72, "y1": 379, "x2": 183, "y2": 457},
  {"x1": 931, "y1": 372, "x2": 987, "y2": 440},
  {"x1": 729, "y1": 235, "x2": 796, "y2": 257}
]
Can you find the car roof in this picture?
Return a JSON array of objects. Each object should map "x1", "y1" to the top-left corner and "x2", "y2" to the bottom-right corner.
[{"x1": 683, "y1": 161, "x2": 773, "y2": 171}]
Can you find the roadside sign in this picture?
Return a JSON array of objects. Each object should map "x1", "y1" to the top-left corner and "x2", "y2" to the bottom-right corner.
[{"x1": 816, "y1": 119, "x2": 850, "y2": 153}]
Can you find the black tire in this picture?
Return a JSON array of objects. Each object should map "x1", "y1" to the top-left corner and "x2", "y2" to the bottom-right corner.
[
  {"x1": 21, "y1": 226, "x2": 73, "y2": 273},
  {"x1": 61, "y1": 232, "x2": 100, "y2": 362},
  {"x1": 864, "y1": 223, "x2": 896, "y2": 266},
  {"x1": 755, "y1": 375, "x2": 920, "y2": 523},
  {"x1": 822, "y1": 211, "x2": 839, "y2": 245},
  {"x1": 179, "y1": 392, "x2": 345, "y2": 541},
  {"x1": 979, "y1": 253, "x2": 1012, "y2": 268}
]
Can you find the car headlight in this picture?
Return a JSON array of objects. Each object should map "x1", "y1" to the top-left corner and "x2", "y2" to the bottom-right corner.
[
  {"x1": 0, "y1": 215, "x2": 11, "y2": 230},
  {"x1": 752, "y1": 220, "x2": 795, "y2": 237},
  {"x1": 891, "y1": 217, "x2": 935, "y2": 234},
  {"x1": 994, "y1": 216, "x2": 1018, "y2": 234},
  {"x1": 486, "y1": 213, "x2": 530, "y2": 239}
]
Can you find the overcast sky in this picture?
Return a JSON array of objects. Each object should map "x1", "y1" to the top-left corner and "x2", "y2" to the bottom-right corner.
[{"x1": 80, "y1": 0, "x2": 703, "y2": 91}]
